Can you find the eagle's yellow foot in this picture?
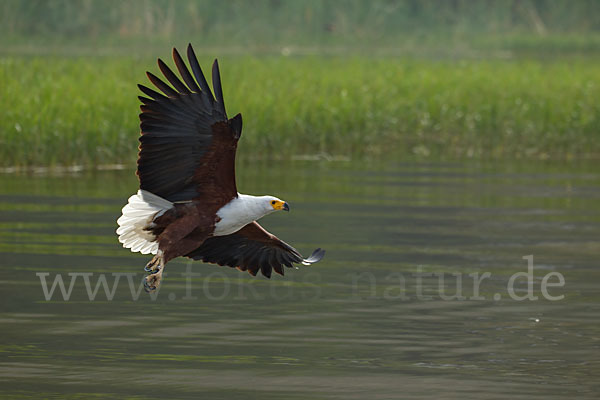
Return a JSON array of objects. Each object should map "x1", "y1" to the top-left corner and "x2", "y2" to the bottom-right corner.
[
  {"x1": 143, "y1": 250, "x2": 164, "y2": 292},
  {"x1": 144, "y1": 267, "x2": 163, "y2": 293},
  {"x1": 144, "y1": 250, "x2": 163, "y2": 273}
]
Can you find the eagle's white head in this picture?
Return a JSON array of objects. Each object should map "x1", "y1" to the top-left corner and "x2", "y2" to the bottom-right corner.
[
  {"x1": 212, "y1": 194, "x2": 290, "y2": 236},
  {"x1": 264, "y1": 196, "x2": 290, "y2": 213}
]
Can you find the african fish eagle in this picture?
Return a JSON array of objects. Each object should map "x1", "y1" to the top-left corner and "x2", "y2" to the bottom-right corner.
[{"x1": 116, "y1": 44, "x2": 325, "y2": 292}]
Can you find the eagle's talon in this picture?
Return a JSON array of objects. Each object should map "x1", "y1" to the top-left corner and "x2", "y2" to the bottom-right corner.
[
  {"x1": 144, "y1": 258, "x2": 159, "y2": 273},
  {"x1": 144, "y1": 251, "x2": 164, "y2": 274},
  {"x1": 144, "y1": 271, "x2": 162, "y2": 293},
  {"x1": 143, "y1": 278, "x2": 154, "y2": 292},
  {"x1": 143, "y1": 283, "x2": 155, "y2": 293}
]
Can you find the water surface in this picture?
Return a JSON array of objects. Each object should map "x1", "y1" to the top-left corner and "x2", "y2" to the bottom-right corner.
[{"x1": 1, "y1": 161, "x2": 599, "y2": 399}]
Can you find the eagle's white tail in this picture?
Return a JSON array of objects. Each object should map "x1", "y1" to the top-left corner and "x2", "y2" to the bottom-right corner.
[{"x1": 116, "y1": 190, "x2": 173, "y2": 255}]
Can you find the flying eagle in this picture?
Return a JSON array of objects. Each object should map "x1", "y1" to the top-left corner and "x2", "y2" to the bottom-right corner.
[{"x1": 116, "y1": 44, "x2": 325, "y2": 292}]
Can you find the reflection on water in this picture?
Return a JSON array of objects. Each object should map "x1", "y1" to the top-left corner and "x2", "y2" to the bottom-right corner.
[{"x1": 1, "y1": 161, "x2": 599, "y2": 399}]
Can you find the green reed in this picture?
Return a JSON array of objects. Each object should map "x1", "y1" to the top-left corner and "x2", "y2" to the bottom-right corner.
[{"x1": 1, "y1": 55, "x2": 599, "y2": 167}]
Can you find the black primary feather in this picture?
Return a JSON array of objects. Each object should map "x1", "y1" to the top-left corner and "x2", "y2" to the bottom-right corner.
[
  {"x1": 211, "y1": 59, "x2": 227, "y2": 118},
  {"x1": 186, "y1": 229, "x2": 324, "y2": 279},
  {"x1": 136, "y1": 44, "x2": 238, "y2": 202},
  {"x1": 187, "y1": 44, "x2": 214, "y2": 103}
]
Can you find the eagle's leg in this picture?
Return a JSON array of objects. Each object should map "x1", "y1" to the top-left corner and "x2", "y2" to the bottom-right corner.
[
  {"x1": 142, "y1": 213, "x2": 211, "y2": 293},
  {"x1": 144, "y1": 250, "x2": 164, "y2": 293},
  {"x1": 144, "y1": 268, "x2": 163, "y2": 292},
  {"x1": 144, "y1": 249, "x2": 163, "y2": 273}
]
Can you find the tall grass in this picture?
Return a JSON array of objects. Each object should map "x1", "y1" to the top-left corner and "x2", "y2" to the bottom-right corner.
[{"x1": 1, "y1": 55, "x2": 599, "y2": 167}]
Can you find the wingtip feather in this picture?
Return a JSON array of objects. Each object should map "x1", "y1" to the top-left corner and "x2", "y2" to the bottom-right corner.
[
  {"x1": 211, "y1": 59, "x2": 227, "y2": 118},
  {"x1": 302, "y1": 248, "x2": 325, "y2": 265}
]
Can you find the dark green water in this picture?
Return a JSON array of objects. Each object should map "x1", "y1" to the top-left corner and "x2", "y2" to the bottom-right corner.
[{"x1": 1, "y1": 161, "x2": 599, "y2": 399}]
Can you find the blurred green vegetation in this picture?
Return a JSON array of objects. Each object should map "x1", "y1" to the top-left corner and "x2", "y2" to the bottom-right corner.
[
  {"x1": 0, "y1": 0, "x2": 599, "y2": 166},
  {"x1": 1, "y1": 55, "x2": 598, "y2": 166},
  {"x1": 2, "y1": 0, "x2": 600, "y2": 56}
]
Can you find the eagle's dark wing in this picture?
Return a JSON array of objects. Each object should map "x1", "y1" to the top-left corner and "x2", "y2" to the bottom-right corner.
[
  {"x1": 185, "y1": 222, "x2": 325, "y2": 278},
  {"x1": 137, "y1": 44, "x2": 242, "y2": 203}
]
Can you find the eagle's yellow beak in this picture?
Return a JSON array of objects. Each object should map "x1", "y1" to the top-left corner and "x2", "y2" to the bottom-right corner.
[{"x1": 273, "y1": 200, "x2": 290, "y2": 211}]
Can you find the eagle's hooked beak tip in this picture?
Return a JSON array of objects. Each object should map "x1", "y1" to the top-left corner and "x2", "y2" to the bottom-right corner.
[{"x1": 283, "y1": 202, "x2": 290, "y2": 212}]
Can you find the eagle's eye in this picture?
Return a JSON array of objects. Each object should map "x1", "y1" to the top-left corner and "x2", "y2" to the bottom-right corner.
[{"x1": 271, "y1": 200, "x2": 276, "y2": 205}]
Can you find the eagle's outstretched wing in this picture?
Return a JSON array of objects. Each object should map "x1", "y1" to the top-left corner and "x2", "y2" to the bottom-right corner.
[
  {"x1": 185, "y1": 222, "x2": 325, "y2": 278},
  {"x1": 137, "y1": 44, "x2": 242, "y2": 203}
]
